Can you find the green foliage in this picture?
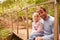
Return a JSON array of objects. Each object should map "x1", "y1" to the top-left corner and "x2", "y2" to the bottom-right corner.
[
  {"x1": 28, "y1": 7, "x2": 37, "y2": 19},
  {"x1": 34, "y1": 0, "x2": 48, "y2": 4},
  {"x1": 18, "y1": 11, "x2": 25, "y2": 17},
  {"x1": 0, "y1": 7, "x2": 2, "y2": 16},
  {"x1": 0, "y1": 24, "x2": 10, "y2": 39},
  {"x1": 0, "y1": 0, "x2": 60, "y2": 23},
  {"x1": 0, "y1": 27, "x2": 10, "y2": 39},
  {"x1": 25, "y1": 0, "x2": 34, "y2": 4},
  {"x1": 0, "y1": 29, "x2": 10, "y2": 38}
]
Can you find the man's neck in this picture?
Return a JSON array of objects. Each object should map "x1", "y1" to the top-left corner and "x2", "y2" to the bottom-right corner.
[{"x1": 44, "y1": 15, "x2": 49, "y2": 21}]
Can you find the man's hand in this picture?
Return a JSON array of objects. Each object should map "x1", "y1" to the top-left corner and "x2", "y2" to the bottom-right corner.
[{"x1": 35, "y1": 37, "x2": 43, "y2": 40}]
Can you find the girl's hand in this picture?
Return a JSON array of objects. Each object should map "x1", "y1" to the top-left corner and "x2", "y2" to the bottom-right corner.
[
  {"x1": 34, "y1": 26, "x2": 38, "y2": 30},
  {"x1": 35, "y1": 37, "x2": 43, "y2": 40}
]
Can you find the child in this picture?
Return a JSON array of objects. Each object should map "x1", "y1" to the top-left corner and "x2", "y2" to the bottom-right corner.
[{"x1": 29, "y1": 12, "x2": 44, "y2": 40}]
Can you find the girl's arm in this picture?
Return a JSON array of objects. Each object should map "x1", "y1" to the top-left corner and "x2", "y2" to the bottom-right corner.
[{"x1": 36, "y1": 23, "x2": 44, "y2": 33}]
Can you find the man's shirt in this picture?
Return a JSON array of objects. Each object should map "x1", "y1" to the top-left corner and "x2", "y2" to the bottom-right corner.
[{"x1": 42, "y1": 15, "x2": 54, "y2": 40}]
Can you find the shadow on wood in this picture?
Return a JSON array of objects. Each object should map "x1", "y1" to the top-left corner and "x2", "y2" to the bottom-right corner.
[{"x1": 7, "y1": 33, "x2": 23, "y2": 40}]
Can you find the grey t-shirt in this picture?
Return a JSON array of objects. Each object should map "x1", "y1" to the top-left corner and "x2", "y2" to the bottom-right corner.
[{"x1": 42, "y1": 15, "x2": 54, "y2": 40}]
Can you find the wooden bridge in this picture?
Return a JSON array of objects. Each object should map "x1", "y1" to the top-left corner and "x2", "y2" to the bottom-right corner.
[{"x1": 0, "y1": 0, "x2": 60, "y2": 40}]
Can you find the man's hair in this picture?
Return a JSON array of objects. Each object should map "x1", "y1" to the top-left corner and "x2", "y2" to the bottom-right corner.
[
  {"x1": 36, "y1": 7, "x2": 46, "y2": 12},
  {"x1": 40, "y1": 7, "x2": 46, "y2": 12}
]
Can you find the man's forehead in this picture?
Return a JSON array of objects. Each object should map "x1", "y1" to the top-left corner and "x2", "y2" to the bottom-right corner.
[
  {"x1": 38, "y1": 8, "x2": 43, "y2": 10},
  {"x1": 37, "y1": 8, "x2": 43, "y2": 12}
]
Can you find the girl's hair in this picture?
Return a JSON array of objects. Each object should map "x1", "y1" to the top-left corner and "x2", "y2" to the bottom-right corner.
[{"x1": 32, "y1": 12, "x2": 40, "y2": 21}]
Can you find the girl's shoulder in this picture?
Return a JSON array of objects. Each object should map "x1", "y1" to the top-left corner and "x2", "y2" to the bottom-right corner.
[
  {"x1": 32, "y1": 22, "x2": 35, "y2": 25},
  {"x1": 39, "y1": 19, "x2": 44, "y2": 24}
]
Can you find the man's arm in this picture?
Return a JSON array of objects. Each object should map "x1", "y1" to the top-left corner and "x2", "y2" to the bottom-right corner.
[
  {"x1": 35, "y1": 24, "x2": 54, "y2": 40},
  {"x1": 42, "y1": 22, "x2": 54, "y2": 40},
  {"x1": 42, "y1": 34, "x2": 54, "y2": 40}
]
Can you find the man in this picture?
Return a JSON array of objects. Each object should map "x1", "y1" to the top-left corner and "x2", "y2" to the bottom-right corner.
[{"x1": 35, "y1": 7, "x2": 54, "y2": 40}]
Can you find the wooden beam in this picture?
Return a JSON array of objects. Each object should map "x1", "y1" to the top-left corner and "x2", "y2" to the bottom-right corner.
[
  {"x1": 54, "y1": 0, "x2": 59, "y2": 40},
  {"x1": 25, "y1": 8, "x2": 29, "y2": 40},
  {"x1": 3, "y1": 0, "x2": 54, "y2": 14},
  {"x1": 16, "y1": 12, "x2": 19, "y2": 34},
  {"x1": 11, "y1": 13, "x2": 14, "y2": 33},
  {"x1": 57, "y1": 0, "x2": 60, "y2": 3},
  {"x1": 19, "y1": 0, "x2": 54, "y2": 12}
]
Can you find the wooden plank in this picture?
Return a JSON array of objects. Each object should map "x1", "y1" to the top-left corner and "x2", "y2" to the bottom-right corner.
[
  {"x1": 13, "y1": 29, "x2": 32, "y2": 40},
  {"x1": 11, "y1": 13, "x2": 14, "y2": 33},
  {"x1": 57, "y1": 0, "x2": 60, "y2": 3},
  {"x1": 25, "y1": 8, "x2": 29, "y2": 40},
  {"x1": 54, "y1": 0, "x2": 59, "y2": 40},
  {"x1": 59, "y1": 34, "x2": 60, "y2": 40}
]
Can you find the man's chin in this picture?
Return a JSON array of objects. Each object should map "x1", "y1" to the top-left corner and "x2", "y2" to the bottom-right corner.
[
  {"x1": 41, "y1": 16, "x2": 46, "y2": 19},
  {"x1": 41, "y1": 17, "x2": 45, "y2": 19}
]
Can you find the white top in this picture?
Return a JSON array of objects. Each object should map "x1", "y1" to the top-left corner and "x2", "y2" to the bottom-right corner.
[{"x1": 32, "y1": 19, "x2": 44, "y2": 33}]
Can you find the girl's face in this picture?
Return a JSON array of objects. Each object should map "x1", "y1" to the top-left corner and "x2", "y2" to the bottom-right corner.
[{"x1": 34, "y1": 15, "x2": 40, "y2": 22}]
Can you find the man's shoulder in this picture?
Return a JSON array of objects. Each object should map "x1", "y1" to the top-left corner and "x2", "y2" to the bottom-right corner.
[
  {"x1": 49, "y1": 16, "x2": 54, "y2": 21},
  {"x1": 49, "y1": 16, "x2": 54, "y2": 24}
]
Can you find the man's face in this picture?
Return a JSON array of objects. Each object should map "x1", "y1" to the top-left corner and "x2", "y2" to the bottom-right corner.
[{"x1": 37, "y1": 8, "x2": 47, "y2": 20}]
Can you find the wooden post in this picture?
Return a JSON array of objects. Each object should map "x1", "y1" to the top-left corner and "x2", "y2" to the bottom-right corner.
[
  {"x1": 54, "y1": 0, "x2": 59, "y2": 40},
  {"x1": 11, "y1": 12, "x2": 14, "y2": 33},
  {"x1": 25, "y1": 8, "x2": 29, "y2": 40},
  {"x1": 16, "y1": 12, "x2": 19, "y2": 34}
]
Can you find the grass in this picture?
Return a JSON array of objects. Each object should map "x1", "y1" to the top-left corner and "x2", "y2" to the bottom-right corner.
[{"x1": 0, "y1": 27, "x2": 11, "y2": 40}]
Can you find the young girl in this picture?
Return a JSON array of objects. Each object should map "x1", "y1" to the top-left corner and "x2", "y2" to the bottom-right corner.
[{"x1": 29, "y1": 12, "x2": 44, "y2": 40}]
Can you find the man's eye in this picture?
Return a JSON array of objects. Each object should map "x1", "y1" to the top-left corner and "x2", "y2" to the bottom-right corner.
[
  {"x1": 37, "y1": 16, "x2": 39, "y2": 17},
  {"x1": 40, "y1": 11, "x2": 43, "y2": 13}
]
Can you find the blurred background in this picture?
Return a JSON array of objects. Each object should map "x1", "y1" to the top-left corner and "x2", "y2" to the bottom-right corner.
[{"x1": 0, "y1": 0, "x2": 60, "y2": 40}]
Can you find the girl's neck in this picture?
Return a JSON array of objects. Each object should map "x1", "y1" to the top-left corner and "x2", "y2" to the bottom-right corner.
[{"x1": 35, "y1": 20, "x2": 39, "y2": 23}]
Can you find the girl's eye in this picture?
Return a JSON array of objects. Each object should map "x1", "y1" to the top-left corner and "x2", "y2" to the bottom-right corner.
[
  {"x1": 34, "y1": 15, "x2": 39, "y2": 17},
  {"x1": 40, "y1": 11, "x2": 43, "y2": 13},
  {"x1": 36, "y1": 16, "x2": 39, "y2": 17}
]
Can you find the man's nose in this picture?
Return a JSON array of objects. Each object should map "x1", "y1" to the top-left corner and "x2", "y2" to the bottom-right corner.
[{"x1": 40, "y1": 14, "x2": 43, "y2": 16}]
